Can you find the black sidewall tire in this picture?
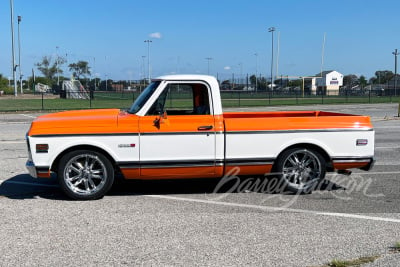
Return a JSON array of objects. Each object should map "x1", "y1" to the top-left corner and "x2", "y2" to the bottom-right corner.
[{"x1": 58, "y1": 150, "x2": 114, "y2": 200}]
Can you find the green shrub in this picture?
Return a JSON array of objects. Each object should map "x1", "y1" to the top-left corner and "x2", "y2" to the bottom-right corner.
[{"x1": 2, "y1": 86, "x2": 15, "y2": 95}]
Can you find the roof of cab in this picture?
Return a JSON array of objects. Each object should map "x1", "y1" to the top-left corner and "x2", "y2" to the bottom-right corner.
[{"x1": 154, "y1": 74, "x2": 218, "y2": 83}]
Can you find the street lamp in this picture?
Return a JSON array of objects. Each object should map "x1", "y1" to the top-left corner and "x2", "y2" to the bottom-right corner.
[
  {"x1": 254, "y1": 53, "x2": 258, "y2": 92},
  {"x1": 93, "y1": 57, "x2": 96, "y2": 90},
  {"x1": 144, "y1": 40, "x2": 152, "y2": 83},
  {"x1": 10, "y1": 0, "x2": 17, "y2": 96},
  {"x1": 268, "y1": 27, "x2": 276, "y2": 92},
  {"x1": 205, "y1": 57, "x2": 213, "y2": 75},
  {"x1": 393, "y1": 49, "x2": 399, "y2": 96},
  {"x1": 238, "y1": 63, "x2": 243, "y2": 84},
  {"x1": 56, "y1": 46, "x2": 60, "y2": 86},
  {"x1": 17, "y1": 15, "x2": 23, "y2": 94}
]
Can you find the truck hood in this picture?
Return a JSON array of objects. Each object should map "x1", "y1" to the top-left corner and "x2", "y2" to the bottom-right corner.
[{"x1": 28, "y1": 109, "x2": 137, "y2": 136}]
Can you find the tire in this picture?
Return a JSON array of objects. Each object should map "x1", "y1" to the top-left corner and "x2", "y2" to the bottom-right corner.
[
  {"x1": 275, "y1": 148, "x2": 326, "y2": 194},
  {"x1": 58, "y1": 150, "x2": 114, "y2": 200}
]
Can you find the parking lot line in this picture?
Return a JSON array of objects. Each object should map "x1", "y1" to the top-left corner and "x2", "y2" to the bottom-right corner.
[
  {"x1": 144, "y1": 194, "x2": 400, "y2": 223},
  {"x1": 375, "y1": 146, "x2": 400, "y2": 149},
  {"x1": 19, "y1": 114, "x2": 37, "y2": 119},
  {"x1": 0, "y1": 140, "x2": 26, "y2": 144}
]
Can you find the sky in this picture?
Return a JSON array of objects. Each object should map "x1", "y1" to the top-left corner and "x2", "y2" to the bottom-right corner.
[{"x1": 0, "y1": 0, "x2": 399, "y2": 81}]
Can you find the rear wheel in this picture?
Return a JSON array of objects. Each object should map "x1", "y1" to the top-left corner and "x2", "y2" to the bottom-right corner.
[
  {"x1": 58, "y1": 150, "x2": 114, "y2": 200},
  {"x1": 275, "y1": 148, "x2": 326, "y2": 194}
]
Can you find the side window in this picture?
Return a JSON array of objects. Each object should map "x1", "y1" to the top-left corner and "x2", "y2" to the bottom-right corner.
[
  {"x1": 146, "y1": 83, "x2": 210, "y2": 115},
  {"x1": 146, "y1": 86, "x2": 170, "y2": 115}
]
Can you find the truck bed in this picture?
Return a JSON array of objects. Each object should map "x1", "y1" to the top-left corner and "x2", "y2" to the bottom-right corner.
[
  {"x1": 223, "y1": 110, "x2": 355, "y2": 119},
  {"x1": 223, "y1": 111, "x2": 373, "y2": 132}
]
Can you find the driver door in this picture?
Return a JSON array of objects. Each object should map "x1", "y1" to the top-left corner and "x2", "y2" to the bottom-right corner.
[{"x1": 138, "y1": 83, "x2": 218, "y2": 179}]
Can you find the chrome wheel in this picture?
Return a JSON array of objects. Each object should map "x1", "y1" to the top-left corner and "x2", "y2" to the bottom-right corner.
[
  {"x1": 277, "y1": 148, "x2": 326, "y2": 193},
  {"x1": 59, "y1": 150, "x2": 114, "y2": 200},
  {"x1": 64, "y1": 154, "x2": 107, "y2": 195}
]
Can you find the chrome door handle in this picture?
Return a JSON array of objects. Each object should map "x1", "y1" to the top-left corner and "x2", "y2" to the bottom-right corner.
[{"x1": 198, "y1": 125, "x2": 213, "y2": 131}]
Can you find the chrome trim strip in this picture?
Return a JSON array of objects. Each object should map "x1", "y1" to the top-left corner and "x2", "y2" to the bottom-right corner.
[
  {"x1": 227, "y1": 128, "x2": 374, "y2": 134},
  {"x1": 332, "y1": 157, "x2": 374, "y2": 163},
  {"x1": 118, "y1": 159, "x2": 224, "y2": 169},
  {"x1": 140, "y1": 131, "x2": 224, "y2": 136},
  {"x1": 332, "y1": 159, "x2": 372, "y2": 163},
  {"x1": 118, "y1": 158, "x2": 274, "y2": 169},
  {"x1": 30, "y1": 133, "x2": 139, "y2": 138}
]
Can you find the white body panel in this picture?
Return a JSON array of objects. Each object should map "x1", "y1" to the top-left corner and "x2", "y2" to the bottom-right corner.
[
  {"x1": 225, "y1": 130, "x2": 374, "y2": 160},
  {"x1": 139, "y1": 133, "x2": 216, "y2": 162},
  {"x1": 29, "y1": 135, "x2": 140, "y2": 167}
]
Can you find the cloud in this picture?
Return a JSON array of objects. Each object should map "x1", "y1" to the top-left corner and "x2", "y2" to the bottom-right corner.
[
  {"x1": 149, "y1": 32, "x2": 162, "y2": 39},
  {"x1": 224, "y1": 66, "x2": 231, "y2": 70}
]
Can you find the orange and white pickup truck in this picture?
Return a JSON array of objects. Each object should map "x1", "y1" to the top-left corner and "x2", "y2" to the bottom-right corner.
[{"x1": 26, "y1": 75, "x2": 375, "y2": 200}]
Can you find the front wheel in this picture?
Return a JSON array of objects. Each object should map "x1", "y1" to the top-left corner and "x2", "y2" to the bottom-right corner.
[
  {"x1": 275, "y1": 148, "x2": 326, "y2": 194},
  {"x1": 58, "y1": 150, "x2": 114, "y2": 200}
]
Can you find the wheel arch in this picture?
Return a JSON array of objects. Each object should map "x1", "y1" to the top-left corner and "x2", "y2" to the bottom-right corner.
[
  {"x1": 273, "y1": 143, "x2": 333, "y2": 172},
  {"x1": 51, "y1": 145, "x2": 118, "y2": 173}
]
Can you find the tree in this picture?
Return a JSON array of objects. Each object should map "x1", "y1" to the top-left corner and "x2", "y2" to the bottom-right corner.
[
  {"x1": 99, "y1": 79, "x2": 113, "y2": 91},
  {"x1": 343, "y1": 74, "x2": 359, "y2": 87},
  {"x1": 0, "y1": 74, "x2": 10, "y2": 93},
  {"x1": 288, "y1": 79, "x2": 302, "y2": 87},
  {"x1": 69, "y1": 61, "x2": 91, "y2": 79},
  {"x1": 371, "y1": 70, "x2": 393, "y2": 84},
  {"x1": 359, "y1": 75, "x2": 367, "y2": 88},
  {"x1": 35, "y1": 56, "x2": 66, "y2": 82}
]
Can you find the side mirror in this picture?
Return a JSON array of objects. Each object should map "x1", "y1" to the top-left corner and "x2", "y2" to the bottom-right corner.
[{"x1": 153, "y1": 111, "x2": 168, "y2": 129}]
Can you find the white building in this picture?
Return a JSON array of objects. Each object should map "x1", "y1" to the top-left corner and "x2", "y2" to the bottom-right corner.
[{"x1": 314, "y1": 70, "x2": 344, "y2": 95}]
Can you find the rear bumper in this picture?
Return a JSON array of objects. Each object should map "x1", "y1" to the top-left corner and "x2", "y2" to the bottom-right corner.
[
  {"x1": 332, "y1": 157, "x2": 375, "y2": 171},
  {"x1": 360, "y1": 157, "x2": 375, "y2": 171}
]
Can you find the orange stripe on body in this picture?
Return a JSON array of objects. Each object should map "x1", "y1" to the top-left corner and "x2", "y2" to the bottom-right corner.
[{"x1": 225, "y1": 164, "x2": 273, "y2": 176}]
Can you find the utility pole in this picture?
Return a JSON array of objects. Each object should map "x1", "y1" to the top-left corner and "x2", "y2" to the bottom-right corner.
[
  {"x1": 268, "y1": 27, "x2": 276, "y2": 92},
  {"x1": 393, "y1": 49, "x2": 399, "y2": 97},
  {"x1": 56, "y1": 46, "x2": 60, "y2": 86},
  {"x1": 254, "y1": 53, "x2": 258, "y2": 92},
  {"x1": 10, "y1": 0, "x2": 17, "y2": 96},
  {"x1": 17, "y1": 15, "x2": 23, "y2": 94},
  {"x1": 205, "y1": 57, "x2": 213, "y2": 75},
  {"x1": 144, "y1": 40, "x2": 152, "y2": 83}
]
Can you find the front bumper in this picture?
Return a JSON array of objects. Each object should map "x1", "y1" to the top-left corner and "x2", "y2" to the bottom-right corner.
[
  {"x1": 26, "y1": 160, "x2": 38, "y2": 178},
  {"x1": 26, "y1": 161, "x2": 51, "y2": 178}
]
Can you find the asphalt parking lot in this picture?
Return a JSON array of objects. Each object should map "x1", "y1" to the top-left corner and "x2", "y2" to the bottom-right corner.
[{"x1": 0, "y1": 103, "x2": 399, "y2": 266}]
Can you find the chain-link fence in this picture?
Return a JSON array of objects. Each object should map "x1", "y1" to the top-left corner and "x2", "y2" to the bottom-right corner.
[{"x1": 0, "y1": 87, "x2": 399, "y2": 112}]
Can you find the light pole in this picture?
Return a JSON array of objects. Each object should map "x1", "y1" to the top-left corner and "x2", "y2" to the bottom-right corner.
[
  {"x1": 93, "y1": 57, "x2": 96, "y2": 90},
  {"x1": 141, "y1": 55, "x2": 146, "y2": 90},
  {"x1": 254, "y1": 53, "x2": 258, "y2": 92},
  {"x1": 268, "y1": 27, "x2": 276, "y2": 92},
  {"x1": 10, "y1": 0, "x2": 17, "y2": 96},
  {"x1": 56, "y1": 46, "x2": 60, "y2": 86},
  {"x1": 144, "y1": 40, "x2": 152, "y2": 83},
  {"x1": 17, "y1": 15, "x2": 23, "y2": 94},
  {"x1": 238, "y1": 63, "x2": 243, "y2": 85},
  {"x1": 205, "y1": 57, "x2": 213, "y2": 75},
  {"x1": 393, "y1": 49, "x2": 399, "y2": 96},
  {"x1": 141, "y1": 56, "x2": 146, "y2": 80}
]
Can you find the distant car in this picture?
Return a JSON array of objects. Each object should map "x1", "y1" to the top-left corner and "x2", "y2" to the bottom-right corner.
[{"x1": 371, "y1": 87, "x2": 385, "y2": 96}]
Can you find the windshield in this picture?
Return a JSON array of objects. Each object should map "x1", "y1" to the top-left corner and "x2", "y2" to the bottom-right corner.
[{"x1": 128, "y1": 81, "x2": 161, "y2": 114}]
